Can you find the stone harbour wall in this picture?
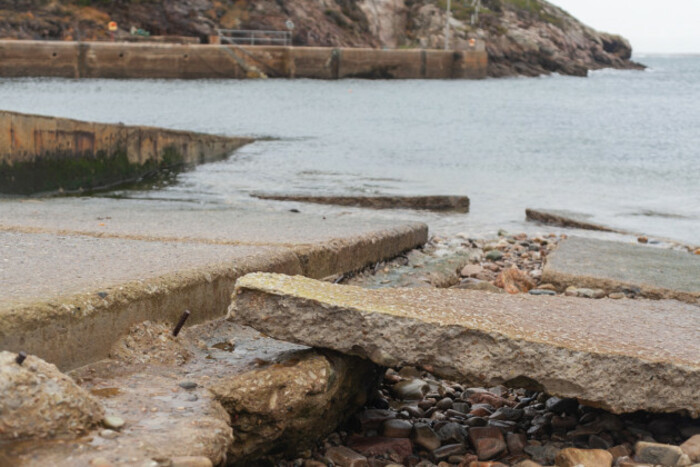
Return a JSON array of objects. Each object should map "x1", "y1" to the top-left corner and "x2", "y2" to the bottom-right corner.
[{"x1": 0, "y1": 40, "x2": 488, "y2": 80}]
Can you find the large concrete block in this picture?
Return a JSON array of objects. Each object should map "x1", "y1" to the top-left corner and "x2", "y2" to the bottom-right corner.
[
  {"x1": 543, "y1": 237, "x2": 700, "y2": 304},
  {"x1": 231, "y1": 273, "x2": 700, "y2": 417}
]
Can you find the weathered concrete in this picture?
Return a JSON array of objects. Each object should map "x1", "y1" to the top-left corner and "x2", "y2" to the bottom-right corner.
[
  {"x1": 231, "y1": 273, "x2": 700, "y2": 416},
  {"x1": 0, "y1": 320, "x2": 380, "y2": 466},
  {"x1": 254, "y1": 193, "x2": 471, "y2": 212},
  {"x1": 0, "y1": 351, "x2": 104, "y2": 441},
  {"x1": 0, "y1": 110, "x2": 252, "y2": 194},
  {"x1": 0, "y1": 40, "x2": 488, "y2": 80},
  {"x1": 543, "y1": 237, "x2": 700, "y2": 304},
  {"x1": 0, "y1": 198, "x2": 427, "y2": 370},
  {"x1": 525, "y1": 208, "x2": 621, "y2": 233},
  {"x1": 0, "y1": 198, "x2": 428, "y2": 279}
]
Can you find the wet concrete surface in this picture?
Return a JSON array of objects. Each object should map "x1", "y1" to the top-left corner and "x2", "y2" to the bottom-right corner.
[{"x1": 0, "y1": 320, "x2": 309, "y2": 466}]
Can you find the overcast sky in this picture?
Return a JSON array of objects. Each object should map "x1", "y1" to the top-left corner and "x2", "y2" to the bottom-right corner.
[{"x1": 551, "y1": 0, "x2": 700, "y2": 54}]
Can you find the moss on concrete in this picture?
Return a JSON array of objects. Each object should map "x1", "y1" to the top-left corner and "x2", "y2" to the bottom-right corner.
[{"x1": 0, "y1": 145, "x2": 186, "y2": 195}]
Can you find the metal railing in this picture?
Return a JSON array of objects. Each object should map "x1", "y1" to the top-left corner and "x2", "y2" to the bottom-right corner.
[{"x1": 217, "y1": 29, "x2": 292, "y2": 46}]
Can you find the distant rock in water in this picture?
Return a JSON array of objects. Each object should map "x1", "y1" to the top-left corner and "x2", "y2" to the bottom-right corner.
[{"x1": 0, "y1": 0, "x2": 642, "y2": 78}]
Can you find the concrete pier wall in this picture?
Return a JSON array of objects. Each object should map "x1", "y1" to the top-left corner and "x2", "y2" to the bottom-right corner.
[
  {"x1": 0, "y1": 40, "x2": 488, "y2": 80},
  {"x1": 0, "y1": 110, "x2": 252, "y2": 194}
]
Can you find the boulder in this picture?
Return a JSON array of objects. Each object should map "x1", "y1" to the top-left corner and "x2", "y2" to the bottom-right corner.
[
  {"x1": 208, "y1": 349, "x2": 380, "y2": 462},
  {"x1": 0, "y1": 351, "x2": 104, "y2": 441},
  {"x1": 230, "y1": 273, "x2": 700, "y2": 416}
]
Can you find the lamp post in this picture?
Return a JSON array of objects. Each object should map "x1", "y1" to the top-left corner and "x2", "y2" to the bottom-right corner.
[{"x1": 444, "y1": 0, "x2": 452, "y2": 50}]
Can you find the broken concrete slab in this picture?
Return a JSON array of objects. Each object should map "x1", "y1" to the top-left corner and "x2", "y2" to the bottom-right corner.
[
  {"x1": 0, "y1": 198, "x2": 428, "y2": 278},
  {"x1": 0, "y1": 198, "x2": 426, "y2": 370},
  {"x1": 0, "y1": 351, "x2": 104, "y2": 441},
  {"x1": 0, "y1": 231, "x2": 300, "y2": 370},
  {"x1": 231, "y1": 273, "x2": 700, "y2": 417},
  {"x1": 525, "y1": 208, "x2": 621, "y2": 233},
  {"x1": 0, "y1": 320, "x2": 378, "y2": 466},
  {"x1": 542, "y1": 237, "x2": 700, "y2": 304},
  {"x1": 253, "y1": 193, "x2": 470, "y2": 212}
]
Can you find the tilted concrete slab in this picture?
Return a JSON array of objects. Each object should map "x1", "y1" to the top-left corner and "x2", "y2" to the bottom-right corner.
[
  {"x1": 0, "y1": 231, "x2": 300, "y2": 370},
  {"x1": 543, "y1": 237, "x2": 700, "y2": 304},
  {"x1": 252, "y1": 193, "x2": 471, "y2": 212},
  {"x1": 231, "y1": 273, "x2": 700, "y2": 417},
  {"x1": 0, "y1": 198, "x2": 428, "y2": 278},
  {"x1": 525, "y1": 208, "x2": 622, "y2": 233},
  {"x1": 0, "y1": 199, "x2": 427, "y2": 370}
]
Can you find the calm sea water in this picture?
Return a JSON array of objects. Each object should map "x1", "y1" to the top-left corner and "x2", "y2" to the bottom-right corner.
[{"x1": 1, "y1": 55, "x2": 698, "y2": 244}]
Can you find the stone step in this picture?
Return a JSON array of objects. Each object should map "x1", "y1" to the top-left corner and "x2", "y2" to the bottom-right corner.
[
  {"x1": 231, "y1": 273, "x2": 700, "y2": 417},
  {"x1": 543, "y1": 237, "x2": 700, "y2": 304}
]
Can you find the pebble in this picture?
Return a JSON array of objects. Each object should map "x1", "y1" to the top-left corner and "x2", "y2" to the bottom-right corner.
[
  {"x1": 529, "y1": 289, "x2": 556, "y2": 296},
  {"x1": 681, "y1": 434, "x2": 700, "y2": 462},
  {"x1": 461, "y1": 264, "x2": 484, "y2": 277},
  {"x1": 99, "y1": 429, "x2": 119, "y2": 440},
  {"x1": 545, "y1": 397, "x2": 578, "y2": 415},
  {"x1": 90, "y1": 458, "x2": 113, "y2": 467},
  {"x1": 485, "y1": 250, "x2": 504, "y2": 261},
  {"x1": 469, "y1": 427, "x2": 507, "y2": 461},
  {"x1": 608, "y1": 292, "x2": 625, "y2": 299},
  {"x1": 392, "y1": 378, "x2": 429, "y2": 400},
  {"x1": 178, "y1": 381, "x2": 198, "y2": 390},
  {"x1": 382, "y1": 419, "x2": 412, "y2": 438},
  {"x1": 325, "y1": 446, "x2": 368, "y2": 467},
  {"x1": 412, "y1": 423, "x2": 441, "y2": 451},
  {"x1": 635, "y1": 441, "x2": 686, "y2": 466},
  {"x1": 170, "y1": 457, "x2": 213, "y2": 467},
  {"x1": 554, "y1": 447, "x2": 613, "y2": 467},
  {"x1": 102, "y1": 415, "x2": 125, "y2": 430}
]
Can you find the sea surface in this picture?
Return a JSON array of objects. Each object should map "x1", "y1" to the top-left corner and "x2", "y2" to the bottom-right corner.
[{"x1": 1, "y1": 55, "x2": 698, "y2": 244}]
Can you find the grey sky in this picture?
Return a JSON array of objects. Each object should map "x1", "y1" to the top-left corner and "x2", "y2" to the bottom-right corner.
[{"x1": 551, "y1": 0, "x2": 700, "y2": 54}]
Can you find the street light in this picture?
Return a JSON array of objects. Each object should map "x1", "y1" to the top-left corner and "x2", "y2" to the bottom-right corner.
[{"x1": 444, "y1": 0, "x2": 452, "y2": 50}]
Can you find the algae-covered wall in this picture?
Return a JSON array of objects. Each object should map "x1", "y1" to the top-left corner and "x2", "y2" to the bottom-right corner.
[
  {"x1": 0, "y1": 110, "x2": 253, "y2": 194},
  {"x1": 0, "y1": 41, "x2": 488, "y2": 80}
]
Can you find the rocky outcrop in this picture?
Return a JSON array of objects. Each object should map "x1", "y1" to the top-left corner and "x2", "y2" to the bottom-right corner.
[
  {"x1": 0, "y1": 351, "x2": 104, "y2": 441},
  {"x1": 0, "y1": 0, "x2": 642, "y2": 77},
  {"x1": 230, "y1": 273, "x2": 700, "y2": 417}
]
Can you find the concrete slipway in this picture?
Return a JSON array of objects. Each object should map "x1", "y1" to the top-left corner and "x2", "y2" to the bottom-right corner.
[{"x1": 0, "y1": 197, "x2": 427, "y2": 370}]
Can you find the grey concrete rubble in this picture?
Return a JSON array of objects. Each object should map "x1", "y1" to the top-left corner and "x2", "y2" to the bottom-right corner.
[
  {"x1": 0, "y1": 320, "x2": 380, "y2": 466},
  {"x1": 0, "y1": 351, "x2": 104, "y2": 441},
  {"x1": 253, "y1": 193, "x2": 471, "y2": 212},
  {"x1": 543, "y1": 236, "x2": 700, "y2": 304},
  {"x1": 231, "y1": 273, "x2": 700, "y2": 417}
]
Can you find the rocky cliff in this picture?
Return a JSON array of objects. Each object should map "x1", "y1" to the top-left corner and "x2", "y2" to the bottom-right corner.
[{"x1": 0, "y1": 0, "x2": 643, "y2": 77}]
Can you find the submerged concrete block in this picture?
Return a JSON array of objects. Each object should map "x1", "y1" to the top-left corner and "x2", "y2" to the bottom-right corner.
[
  {"x1": 543, "y1": 237, "x2": 700, "y2": 304},
  {"x1": 230, "y1": 273, "x2": 700, "y2": 417},
  {"x1": 253, "y1": 193, "x2": 470, "y2": 212}
]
